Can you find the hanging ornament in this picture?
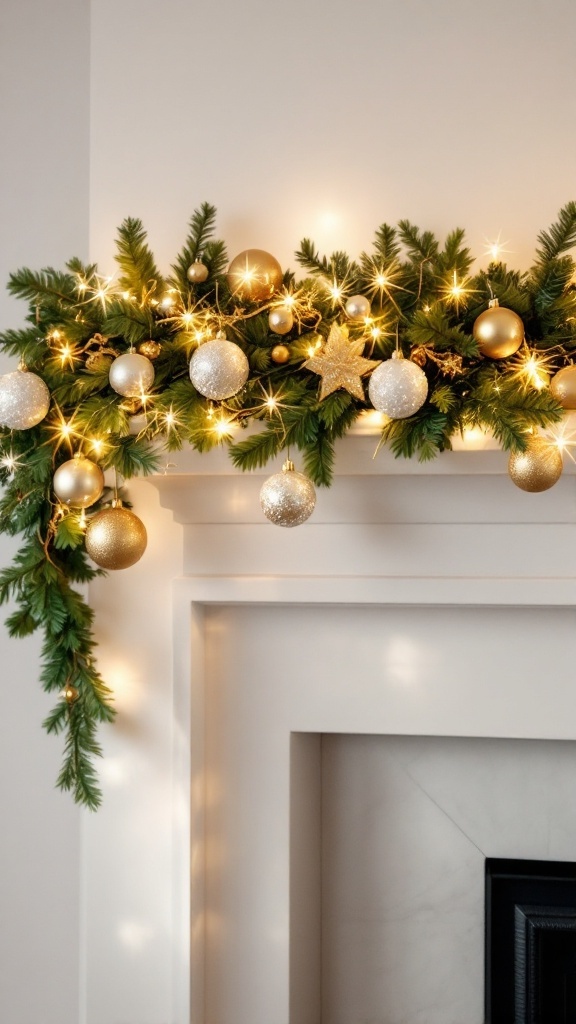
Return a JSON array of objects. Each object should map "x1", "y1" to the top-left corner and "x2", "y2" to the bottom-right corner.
[
  {"x1": 260, "y1": 460, "x2": 316, "y2": 528},
  {"x1": 0, "y1": 367, "x2": 50, "y2": 429},
  {"x1": 271, "y1": 344, "x2": 291, "y2": 364},
  {"x1": 189, "y1": 332, "x2": 249, "y2": 400},
  {"x1": 227, "y1": 249, "x2": 283, "y2": 302},
  {"x1": 473, "y1": 298, "x2": 524, "y2": 359},
  {"x1": 368, "y1": 350, "x2": 428, "y2": 418},
  {"x1": 345, "y1": 294, "x2": 371, "y2": 320},
  {"x1": 53, "y1": 454, "x2": 105, "y2": 509},
  {"x1": 550, "y1": 364, "x2": 576, "y2": 409},
  {"x1": 186, "y1": 260, "x2": 209, "y2": 284},
  {"x1": 63, "y1": 684, "x2": 79, "y2": 704},
  {"x1": 109, "y1": 352, "x2": 155, "y2": 397},
  {"x1": 138, "y1": 340, "x2": 162, "y2": 360},
  {"x1": 85, "y1": 501, "x2": 147, "y2": 570},
  {"x1": 303, "y1": 322, "x2": 380, "y2": 401},
  {"x1": 508, "y1": 435, "x2": 563, "y2": 492},
  {"x1": 269, "y1": 306, "x2": 294, "y2": 335}
]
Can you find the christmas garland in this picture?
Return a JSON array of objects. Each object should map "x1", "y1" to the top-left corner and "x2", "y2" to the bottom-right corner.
[{"x1": 1, "y1": 201, "x2": 576, "y2": 807}]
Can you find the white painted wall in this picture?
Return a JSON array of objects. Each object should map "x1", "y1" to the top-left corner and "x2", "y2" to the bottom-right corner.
[{"x1": 0, "y1": 1, "x2": 90, "y2": 1022}]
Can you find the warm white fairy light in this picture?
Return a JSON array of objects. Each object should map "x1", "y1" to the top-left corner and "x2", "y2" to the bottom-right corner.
[
  {"x1": 510, "y1": 348, "x2": 554, "y2": 391},
  {"x1": 483, "y1": 233, "x2": 511, "y2": 263},
  {"x1": 1, "y1": 451, "x2": 21, "y2": 473}
]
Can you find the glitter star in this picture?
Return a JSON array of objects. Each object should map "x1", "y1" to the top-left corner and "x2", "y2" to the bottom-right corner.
[{"x1": 303, "y1": 323, "x2": 381, "y2": 401}]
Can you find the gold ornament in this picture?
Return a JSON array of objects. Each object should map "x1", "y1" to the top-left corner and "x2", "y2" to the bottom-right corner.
[
  {"x1": 53, "y1": 454, "x2": 105, "y2": 509},
  {"x1": 85, "y1": 502, "x2": 147, "y2": 570},
  {"x1": 187, "y1": 260, "x2": 209, "y2": 284},
  {"x1": 508, "y1": 435, "x2": 563, "y2": 492},
  {"x1": 64, "y1": 684, "x2": 79, "y2": 704},
  {"x1": 271, "y1": 344, "x2": 290, "y2": 364},
  {"x1": 410, "y1": 347, "x2": 427, "y2": 368},
  {"x1": 86, "y1": 351, "x2": 113, "y2": 372},
  {"x1": 473, "y1": 299, "x2": 524, "y2": 359},
  {"x1": 269, "y1": 306, "x2": 294, "y2": 335},
  {"x1": 227, "y1": 249, "x2": 283, "y2": 302},
  {"x1": 345, "y1": 294, "x2": 371, "y2": 320},
  {"x1": 303, "y1": 322, "x2": 380, "y2": 401},
  {"x1": 550, "y1": 364, "x2": 576, "y2": 409},
  {"x1": 138, "y1": 340, "x2": 162, "y2": 360},
  {"x1": 259, "y1": 460, "x2": 316, "y2": 528}
]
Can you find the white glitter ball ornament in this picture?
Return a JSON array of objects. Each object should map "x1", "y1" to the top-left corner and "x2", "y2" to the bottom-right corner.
[
  {"x1": 368, "y1": 351, "x2": 428, "y2": 419},
  {"x1": 109, "y1": 352, "x2": 155, "y2": 397},
  {"x1": 260, "y1": 460, "x2": 316, "y2": 528},
  {"x1": 0, "y1": 367, "x2": 50, "y2": 429},
  {"x1": 189, "y1": 334, "x2": 249, "y2": 400}
]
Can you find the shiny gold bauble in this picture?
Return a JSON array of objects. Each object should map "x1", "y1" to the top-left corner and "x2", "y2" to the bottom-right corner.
[
  {"x1": 53, "y1": 454, "x2": 105, "y2": 509},
  {"x1": 85, "y1": 503, "x2": 147, "y2": 570},
  {"x1": 550, "y1": 364, "x2": 576, "y2": 409},
  {"x1": 227, "y1": 249, "x2": 283, "y2": 302},
  {"x1": 473, "y1": 299, "x2": 524, "y2": 359},
  {"x1": 186, "y1": 260, "x2": 209, "y2": 284},
  {"x1": 64, "y1": 684, "x2": 79, "y2": 704},
  {"x1": 138, "y1": 340, "x2": 162, "y2": 360},
  {"x1": 268, "y1": 306, "x2": 294, "y2": 335},
  {"x1": 345, "y1": 294, "x2": 371, "y2": 320},
  {"x1": 508, "y1": 435, "x2": 563, "y2": 492},
  {"x1": 271, "y1": 344, "x2": 291, "y2": 364}
]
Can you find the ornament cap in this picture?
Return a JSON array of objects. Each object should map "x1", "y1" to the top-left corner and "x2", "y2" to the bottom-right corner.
[
  {"x1": 282, "y1": 459, "x2": 295, "y2": 473},
  {"x1": 18, "y1": 361, "x2": 27, "y2": 372},
  {"x1": 488, "y1": 298, "x2": 500, "y2": 308},
  {"x1": 391, "y1": 349, "x2": 403, "y2": 361},
  {"x1": 111, "y1": 498, "x2": 124, "y2": 509}
]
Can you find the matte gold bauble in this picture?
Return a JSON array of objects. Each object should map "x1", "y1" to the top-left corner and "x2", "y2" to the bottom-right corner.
[
  {"x1": 227, "y1": 249, "x2": 283, "y2": 302},
  {"x1": 138, "y1": 340, "x2": 162, "y2": 360},
  {"x1": 550, "y1": 364, "x2": 576, "y2": 409},
  {"x1": 85, "y1": 502, "x2": 147, "y2": 570},
  {"x1": 186, "y1": 260, "x2": 209, "y2": 284},
  {"x1": 473, "y1": 299, "x2": 524, "y2": 359},
  {"x1": 53, "y1": 454, "x2": 105, "y2": 509},
  {"x1": 271, "y1": 344, "x2": 290, "y2": 364},
  {"x1": 268, "y1": 306, "x2": 294, "y2": 335},
  {"x1": 508, "y1": 435, "x2": 563, "y2": 492},
  {"x1": 109, "y1": 352, "x2": 155, "y2": 397}
]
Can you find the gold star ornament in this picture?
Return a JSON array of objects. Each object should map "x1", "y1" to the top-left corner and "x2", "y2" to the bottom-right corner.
[{"x1": 303, "y1": 323, "x2": 381, "y2": 401}]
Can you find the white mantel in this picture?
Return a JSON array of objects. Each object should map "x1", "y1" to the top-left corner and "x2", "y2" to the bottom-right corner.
[{"x1": 115, "y1": 434, "x2": 576, "y2": 1024}]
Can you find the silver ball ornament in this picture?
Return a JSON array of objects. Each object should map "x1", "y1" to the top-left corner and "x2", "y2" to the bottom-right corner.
[
  {"x1": 189, "y1": 336, "x2": 249, "y2": 400},
  {"x1": 187, "y1": 261, "x2": 209, "y2": 284},
  {"x1": 53, "y1": 454, "x2": 105, "y2": 509},
  {"x1": 0, "y1": 368, "x2": 50, "y2": 429},
  {"x1": 268, "y1": 306, "x2": 294, "y2": 335},
  {"x1": 259, "y1": 460, "x2": 316, "y2": 528},
  {"x1": 345, "y1": 294, "x2": 371, "y2": 320},
  {"x1": 109, "y1": 352, "x2": 155, "y2": 397},
  {"x1": 368, "y1": 351, "x2": 428, "y2": 418}
]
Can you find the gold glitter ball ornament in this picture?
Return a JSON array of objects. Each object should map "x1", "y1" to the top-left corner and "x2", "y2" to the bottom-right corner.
[
  {"x1": 473, "y1": 299, "x2": 524, "y2": 360},
  {"x1": 138, "y1": 340, "x2": 162, "y2": 360},
  {"x1": 260, "y1": 460, "x2": 316, "y2": 528},
  {"x1": 550, "y1": 364, "x2": 576, "y2": 409},
  {"x1": 0, "y1": 367, "x2": 50, "y2": 429},
  {"x1": 189, "y1": 335, "x2": 249, "y2": 400},
  {"x1": 271, "y1": 344, "x2": 291, "y2": 364},
  {"x1": 109, "y1": 352, "x2": 155, "y2": 397},
  {"x1": 227, "y1": 249, "x2": 283, "y2": 302},
  {"x1": 269, "y1": 306, "x2": 294, "y2": 335},
  {"x1": 85, "y1": 502, "x2": 148, "y2": 570},
  {"x1": 53, "y1": 454, "x2": 105, "y2": 509},
  {"x1": 368, "y1": 350, "x2": 428, "y2": 418},
  {"x1": 508, "y1": 435, "x2": 563, "y2": 492},
  {"x1": 345, "y1": 294, "x2": 371, "y2": 320},
  {"x1": 186, "y1": 260, "x2": 209, "y2": 284}
]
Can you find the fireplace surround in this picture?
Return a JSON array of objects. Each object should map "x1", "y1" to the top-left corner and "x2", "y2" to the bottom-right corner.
[{"x1": 144, "y1": 433, "x2": 576, "y2": 1024}]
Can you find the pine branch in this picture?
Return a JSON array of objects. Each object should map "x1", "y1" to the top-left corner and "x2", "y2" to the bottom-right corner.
[
  {"x1": 114, "y1": 217, "x2": 165, "y2": 297},
  {"x1": 170, "y1": 203, "x2": 221, "y2": 290},
  {"x1": 397, "y1": 220, "x2": 439, "y2": 262},
  {"x1": 535, "y1": 201, "x2": 576, "y2": 262},
  {"x1": 229, "y1": 428, "x2": 283, "y2": 471}
]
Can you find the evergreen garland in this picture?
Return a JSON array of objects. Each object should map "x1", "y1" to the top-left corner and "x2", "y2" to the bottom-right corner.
[{"x1": 1, "y1": 200, "x2": 575, "y2": 807}]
